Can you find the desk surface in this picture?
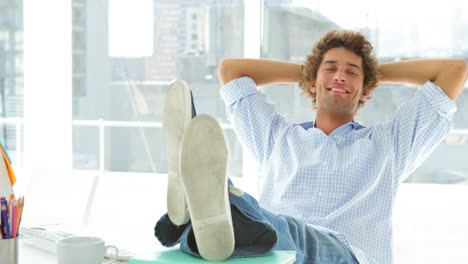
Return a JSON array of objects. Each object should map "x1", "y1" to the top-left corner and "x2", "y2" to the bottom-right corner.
[
  {"x1": 19, "y1": 240, "x2": 130, "y2": 264},
  {"x1": 20, "y1": 242, "x2": 60, "y2": 264}
]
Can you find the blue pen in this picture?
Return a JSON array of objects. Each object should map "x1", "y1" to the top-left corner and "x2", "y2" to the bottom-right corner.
[{"x1": 1, "y1": 199, "x2": 10, "y2": 238}]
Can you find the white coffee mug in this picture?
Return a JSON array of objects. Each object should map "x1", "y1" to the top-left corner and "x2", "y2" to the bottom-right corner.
[{"x1": 56, "y1": 236, "x2": 118, "y2": 264}]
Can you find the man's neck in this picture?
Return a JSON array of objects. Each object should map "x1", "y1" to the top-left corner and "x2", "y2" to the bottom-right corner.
[{"x1": 315, "y1": 110, "x2": 354, "y2": 135}]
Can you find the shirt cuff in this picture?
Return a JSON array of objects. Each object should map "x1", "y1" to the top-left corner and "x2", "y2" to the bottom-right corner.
[
  {"x1": 420, "y1": 81, "x2": 457, "y2": 118},
  {"x1": 220, "y1": 76, "x2": 259, "y2": 106}
]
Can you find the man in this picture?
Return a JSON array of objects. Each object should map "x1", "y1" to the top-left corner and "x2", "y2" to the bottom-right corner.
[{"x1": 155, "y1": 30, "x2": 467, "y2": 263}]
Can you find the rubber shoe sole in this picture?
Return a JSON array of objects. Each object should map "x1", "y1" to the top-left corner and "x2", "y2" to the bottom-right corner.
[
  {"x1": 179, "y1": 115, "x2": 235, "y2": 261},
  {"x1": 163, "y1": 80, "x2": 192, "y2": 226}
]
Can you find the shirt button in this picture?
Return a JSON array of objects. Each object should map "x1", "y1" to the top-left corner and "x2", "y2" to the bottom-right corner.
[
  {"x1": 322, "y1": 161, "x2": 327, "y2": 166},
  {"x1": 319, "y1": 192, "x2": 323, "y2": 196}
]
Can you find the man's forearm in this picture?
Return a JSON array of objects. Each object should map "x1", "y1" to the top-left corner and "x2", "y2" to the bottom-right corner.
[
  {"x1": 218, "y1": 58, "x2": 302, "y2": 86},
  {"x1": 378, "y1": 59, "x2": 468, "y2": 100}
]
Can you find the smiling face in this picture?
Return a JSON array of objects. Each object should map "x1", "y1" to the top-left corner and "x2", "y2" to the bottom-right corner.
[{"x1": 309, "y1": 47, "x2": 370, "y2": 117}]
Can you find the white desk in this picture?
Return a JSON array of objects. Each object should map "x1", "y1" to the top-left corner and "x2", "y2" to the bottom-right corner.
[
  {"x1": 20, "y1": 242, "x2": 58, "y2": 264},
  {"x1": 19, "y1": 240, "x2": 131, "y2": 264}
]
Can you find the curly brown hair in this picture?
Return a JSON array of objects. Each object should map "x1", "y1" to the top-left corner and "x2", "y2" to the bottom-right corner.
[{"x1": 298, "y1": 29, "x2": 380, "y2": 112}]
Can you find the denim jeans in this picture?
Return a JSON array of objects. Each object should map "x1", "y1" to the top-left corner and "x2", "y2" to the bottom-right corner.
[{"x1": 155, "y1": 180, "x2": 359, "y2": 264}]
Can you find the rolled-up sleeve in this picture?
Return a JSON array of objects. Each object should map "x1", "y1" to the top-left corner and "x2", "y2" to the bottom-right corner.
[
  {"x1": 220, "y1": 77, "x2": 292, "y2": 168},
  {"x1": 391, "y1": 81, "x2": 457, "y2": 183}
]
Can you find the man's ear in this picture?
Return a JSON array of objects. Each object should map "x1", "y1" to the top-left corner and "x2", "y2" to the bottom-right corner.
[
  {"x1": 360, "y1": 89, "x2": 370, "y2": 101},
  {"x1": 309, "y1": 80, "x2": 317, "y2": 93}
]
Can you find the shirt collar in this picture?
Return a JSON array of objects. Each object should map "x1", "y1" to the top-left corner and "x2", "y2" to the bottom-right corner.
[
  {"x1": 299, "y1": 120, "x2": 360, "y2": 139},
  {"x1": 312, "y1": 120, "x2": 359, "y2": 129}
]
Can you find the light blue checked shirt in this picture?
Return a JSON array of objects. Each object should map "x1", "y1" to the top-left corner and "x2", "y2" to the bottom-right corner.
[{"x1": 220, "y1": 77, "x2": 457, "y2": 264}]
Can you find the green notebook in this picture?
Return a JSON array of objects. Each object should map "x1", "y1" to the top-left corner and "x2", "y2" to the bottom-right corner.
[{"x1": 129, "y1": 249, "x2": 296, "y2": 264}]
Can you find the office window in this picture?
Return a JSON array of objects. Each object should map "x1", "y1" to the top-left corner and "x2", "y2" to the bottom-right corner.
[
  {"x1": 0, "y1": 1, "x2": 24, "y2": 165},
  {"x1": 72, "y1": 0, "x2": 245, "y2": 178},
  {"x1": 15, "y1": 31, "x2": 23, "y2": 50}
]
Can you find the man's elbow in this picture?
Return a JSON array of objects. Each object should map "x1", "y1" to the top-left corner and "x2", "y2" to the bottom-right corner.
[
  {"x1": 452, "y1": 59, "x2": 468, "y2": 81},
  {"x1": 218, "y1": 59, "x2": 229, "y2": 85},
  {"x1": 436, "y1": 59, "x2": 468, "y2": 100},
  {"x1": 218, "y1": 58, "x2": 234, "y2": 86},
  {"x1": 462, "y1": 59, "x2": 468, "y2": 83},
  {"x1": 218, "y1": 58, "x2": 243, "y2": 86}
]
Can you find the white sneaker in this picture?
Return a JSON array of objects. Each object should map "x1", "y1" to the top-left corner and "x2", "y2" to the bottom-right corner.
[
  {"x1": 179, "y1": 115, "x2": 235, "y2": 261},
  {"x1": 163, "y1": 80, "x2": 192, "y2": 226}
]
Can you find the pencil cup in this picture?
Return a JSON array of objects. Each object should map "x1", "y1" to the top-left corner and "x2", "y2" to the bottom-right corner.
[{"x1": 0, "y1": 237, "x2": 19, "y2": 264}]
